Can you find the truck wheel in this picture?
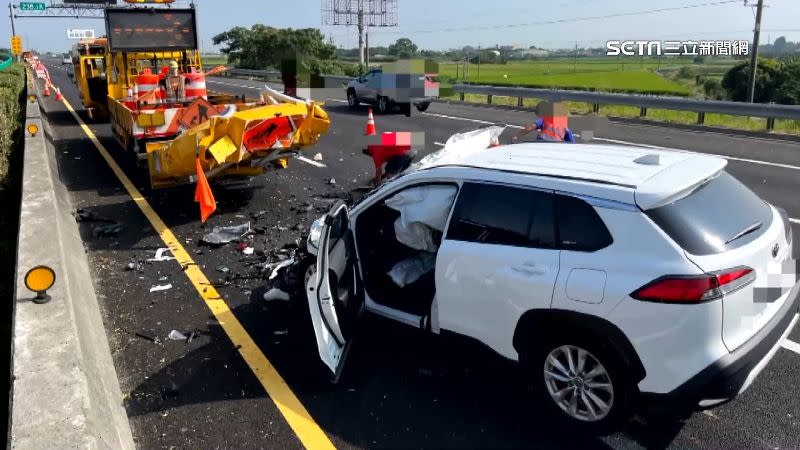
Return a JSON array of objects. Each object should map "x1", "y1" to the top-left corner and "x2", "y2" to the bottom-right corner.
[
  {"x1": 377, "y1": 96, "x2": 389, "y2": 114},
  {"x1": 415, "y1": 102, "x2": 430, "y2": 112},
  {"x1": 347, "y1": 89, "x2": 359, "y2": 108}
]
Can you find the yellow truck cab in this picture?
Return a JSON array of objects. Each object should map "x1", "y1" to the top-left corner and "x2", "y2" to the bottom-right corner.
[{"x1": 69, "y1": 38, "x2": 110, "y2": 120}]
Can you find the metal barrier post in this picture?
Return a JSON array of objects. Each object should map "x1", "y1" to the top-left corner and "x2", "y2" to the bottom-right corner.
[
  {"x1": 487, "y1": 94, "x2": 492, "y2": 104},
  {"x1": 640, "y1": 107, "x2": 647, "y2": 117},
  {"x1": 766, "y1": 117, "x2": 775, "y2": 131},
  {"x1": 592, "y1": 103, "x2": 600, "y2": 113},
  {"x1": 697, "y1": 112, "x2": 705, "y2": 125}
]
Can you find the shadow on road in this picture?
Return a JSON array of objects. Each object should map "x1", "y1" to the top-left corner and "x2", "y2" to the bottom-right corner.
[{"x1": 123, "y1": 291, "x2": 690, "y2": 449}]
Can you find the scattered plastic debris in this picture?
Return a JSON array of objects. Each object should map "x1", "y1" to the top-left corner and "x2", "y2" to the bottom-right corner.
[
  {"x1": 328, "y1": 178, "x2": 336, "y2": 185},
  {"x1": 147, "y1": 248, "x2": 176, "y2": 262},
  {"x1": 243, "y1": 247, "x2": 255, "y2": 256},
  {"x1": 274, "y1": 329, "x2": 289, "y2": 335},
  {"x1": 92, "y1": 223, "x2": 122, "y2": 237},
  {"x1": 188, "y1": 331, "x2": 196, "y2": 343},
  {"x1": 216, "y1": 266, "x2": 230, "y2": 273},
  {"x1": 149, "y1": 284, "x2": 173, "y2": 293},
  {"x1": 126, "y1": 261, "x2": 144, "y2": 272},
  {"x1": 74, "y1": 208, "x2": 115, "y2": 223},
  {"x1": 158, "y1": 276, "x2": 169, "y2": 282},
  {"x1": 168, "y1": 330, "x2": 188, "y2": 341},
  {"x1": 202, "y1": 222, "x2": 251, "y2": 245},
  {"x1": 251, "y1": 210, "x2": 267, "y2": 219},
  {"x1": 313, "y1": 153, "x2": 323, "y2": 162},
  {"x1": 136, "y1": 330, "x2": 159, "y2": 343},
  {"x1": 263, "y1": 288, "x2": 290, "y2": 302}
]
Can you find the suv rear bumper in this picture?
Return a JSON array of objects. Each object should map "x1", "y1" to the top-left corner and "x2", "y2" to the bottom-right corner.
[{"x1": 642, "y1": 281, "x2": 800, "y2": 410}]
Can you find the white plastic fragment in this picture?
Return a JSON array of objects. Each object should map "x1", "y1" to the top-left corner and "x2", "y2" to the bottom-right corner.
[
  {"x1": 149, "y1": 284, "x2": 173, "y2": 293},
  {"x1": 168, "y1": 330, "x2": 188, "y2": 341},
  {"x1": 147, "y1": 248, "x2": 176, "y2": 262},
  {"x1": 263, "y1": 288, "x2": 291, "y2": 302}
]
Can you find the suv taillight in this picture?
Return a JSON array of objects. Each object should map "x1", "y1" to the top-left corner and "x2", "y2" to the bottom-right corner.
[
  {"x1": 631, "y1": 267, "x2": 755, "y2": 304},
  {"x1": 777, "y1": 207, "x2": 793, "y2": 248}
]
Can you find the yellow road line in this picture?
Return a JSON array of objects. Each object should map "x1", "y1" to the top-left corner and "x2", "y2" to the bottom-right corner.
[{"x1": 58, "y1": 95, "x2": 336, "y2": 450}]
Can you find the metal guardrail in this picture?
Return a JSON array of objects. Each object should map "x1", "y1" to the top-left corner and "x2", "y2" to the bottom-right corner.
[{"x1": 452, "y1": 84, "x2": 800, "y2": 130}]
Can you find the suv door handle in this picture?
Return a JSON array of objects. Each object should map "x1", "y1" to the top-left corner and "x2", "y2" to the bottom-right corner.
[{"x1": 512, "y1": 264, "x2": 547, "y2": 275}]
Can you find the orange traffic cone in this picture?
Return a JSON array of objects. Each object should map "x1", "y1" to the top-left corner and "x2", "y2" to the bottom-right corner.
[
  {"x1": 194, "y1": 157, "x2": 216, "y2": 223},
  {"x1": 364, "y1": 108, "x2": 376, "y2": 136},
  {"x1": 55, "y1": 87, "x2": 63, "y2": 101},
  {"x1": 43, "y1": 82, "x2": 50, "y2": 97}
]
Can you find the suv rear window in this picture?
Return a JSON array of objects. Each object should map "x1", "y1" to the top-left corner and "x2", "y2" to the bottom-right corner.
[
  {"x1": 447, "y1": 182, "x2": 555, "y2": 249},
  {"x1": 645, "y1": 171, "x2": 773, "y2": 256},
  {"x1": 556, "y1": 195, "x2": 613, "y2": 252}
]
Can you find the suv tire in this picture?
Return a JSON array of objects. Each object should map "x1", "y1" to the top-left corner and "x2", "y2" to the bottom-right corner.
[
  {"x1": 521, "y1": 332, "x2": 634, "y2": 433},
  {"x1": 415, "y1": 102, "x2": 430, "y2": 112},
  {"x1": 377, "y1": 96, "x2": 389, "y2": 114},
  {"x1": 347, "y1": 89, "x2": 359, "y2": 108}
]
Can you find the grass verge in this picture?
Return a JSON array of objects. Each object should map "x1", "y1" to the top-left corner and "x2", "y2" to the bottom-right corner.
[{"x1": 0, "y1": 62, "x2": 26, "y2": 444}]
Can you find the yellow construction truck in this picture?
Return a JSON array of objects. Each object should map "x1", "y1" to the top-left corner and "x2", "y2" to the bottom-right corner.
[
  {"x1": 72, "y1": 4, "x2": 331, "y2": 190},
  {"x1": 68, "y1": 37, "x2": 110, "y2": 120}
]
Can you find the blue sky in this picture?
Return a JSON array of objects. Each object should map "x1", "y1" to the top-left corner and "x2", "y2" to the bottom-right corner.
[{"x1": 6, "y1": 0, "x2": 800, "y2": 53}]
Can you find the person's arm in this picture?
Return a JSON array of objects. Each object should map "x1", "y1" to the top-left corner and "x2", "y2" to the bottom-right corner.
[{"x1": 512, "y1": 119, "x2": 542, "y2": 142}]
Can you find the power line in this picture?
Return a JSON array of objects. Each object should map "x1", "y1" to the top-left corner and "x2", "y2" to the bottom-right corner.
[{"x1": 368, "y1": 0, "x2": 741, "y2": 35}]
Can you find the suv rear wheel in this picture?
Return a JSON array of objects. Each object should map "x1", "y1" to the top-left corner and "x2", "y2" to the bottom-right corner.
[
  {"x1": 522, "y1": 335, "x2": 633, "y2": 433},
  {"x1": 377, "y1": 96, "x2": 389, "y2": 113}
]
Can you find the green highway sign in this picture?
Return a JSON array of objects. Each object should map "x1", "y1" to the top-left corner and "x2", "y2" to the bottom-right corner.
[{"x1": 19, "y1": 2, "x2": 47, "y2": 11}]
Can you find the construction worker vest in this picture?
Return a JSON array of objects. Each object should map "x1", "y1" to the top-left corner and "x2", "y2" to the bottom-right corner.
[{"x1": 538, "y1": 121, "x2": 566, "y2": 142}]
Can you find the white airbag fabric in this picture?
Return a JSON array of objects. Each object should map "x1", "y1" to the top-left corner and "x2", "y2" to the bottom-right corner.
[
  {"x1": 388, "y1": 252, "x2": 437, "y2": 287},
  {"x1": 385, "y1": 185, "x2": 458, "y2": 252}
]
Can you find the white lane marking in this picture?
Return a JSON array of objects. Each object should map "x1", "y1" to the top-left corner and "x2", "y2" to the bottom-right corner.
[
  {"x1": 782, "y1": 339, "x2": 800, "y2": 355},
  {"x1": 325, "y1": 99, "x2": 346, "y2": 103},
  {"x1": 421, "y1": 112, "x2": 523, "y2": 129},
  {"x1": 295, "y1": 155, "x2": 326, "y2": 168},
  {"x1": 594, "y1": 137, "x2": 800, "y2": 171},
  {"x1": 434, "y1": 142, "x2": 445, "y2": 146}
]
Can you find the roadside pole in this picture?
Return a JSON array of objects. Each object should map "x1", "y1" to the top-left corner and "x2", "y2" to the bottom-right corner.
[{"x1": 746, "y1": 0, "x2": 764, "y2": 103}]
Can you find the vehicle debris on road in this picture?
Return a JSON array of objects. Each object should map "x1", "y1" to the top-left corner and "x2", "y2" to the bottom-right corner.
[
  {"x1": 92, "y1": 223, "x2": 122, "y2": 237},
  {"x1": 149, "y1": 284, "x2": 173, "y2": 293},
  {"x1": 147, "y1": 248, "x2": 176, "y2": 262},
  {"x1": 201, "y1": 222, "x2": 251, "y2": 245},
  {"x1": 167, "y1": 330, "x2": 188, "y2": 341}
]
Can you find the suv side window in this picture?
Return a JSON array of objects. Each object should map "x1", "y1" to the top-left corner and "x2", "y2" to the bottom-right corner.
[
  {"x1": 555, "y1": 194, "x2": 613, "y2": 252},
  {"x1": 446, "y1": 182, "x2": 555, "y2": 249}
]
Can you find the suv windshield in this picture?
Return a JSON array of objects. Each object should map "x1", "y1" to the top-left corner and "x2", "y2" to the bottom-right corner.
[{"x1": 645, "y1": 171, "x2": 773, "y2": 256}]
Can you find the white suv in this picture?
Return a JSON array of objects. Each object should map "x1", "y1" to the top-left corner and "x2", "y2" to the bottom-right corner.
[{"x1": 301, "y1": 126, "x2": 798, "y2": 431}]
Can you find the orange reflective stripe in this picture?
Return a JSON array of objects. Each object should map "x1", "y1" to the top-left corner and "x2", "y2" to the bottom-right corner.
[{"x1": 539, "y1": 124, "x2": 565, "y2": 141}]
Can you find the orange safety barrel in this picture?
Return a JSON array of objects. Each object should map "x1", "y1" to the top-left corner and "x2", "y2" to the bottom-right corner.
[
  {"x1": 184, "y1": 72, "x2": 207, "y2": 101},
  {"x1": 136, "y1": 69, "x2": 163, "y2": 105}
]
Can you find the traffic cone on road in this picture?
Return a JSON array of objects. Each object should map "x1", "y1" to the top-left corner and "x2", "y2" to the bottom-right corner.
[
  {"x1": 43, "y1": 82, "x2": 50, "y2": 97},
  {"x1": 364, "y1": 108, "x2": 376, "y2": 136},
  {"x1": 55, "y1": 87, "x2": 63, "y2": 101}
]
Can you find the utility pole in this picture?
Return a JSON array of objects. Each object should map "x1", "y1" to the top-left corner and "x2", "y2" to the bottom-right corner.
[
  {"x1": 9, "y1": 3, "x2": 16, "y2": 36},
  {"x1": 365, "y1": 25, "x2": 369, "y2": 67},
  {"x1": 747, "y1": 0, "x2": 765, "y2": 103},
  {"x1": 357, "y1": 9, "x2": 365, "y2": 65},
  {"x1": 477, "y1": 43, "x2": 480, "y2": 80},
  {"x1": 574, "y1": 41, "x2": 578, "y2": 73}
]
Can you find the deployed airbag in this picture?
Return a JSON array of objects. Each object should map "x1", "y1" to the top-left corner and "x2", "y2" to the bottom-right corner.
[
  {"x1": 388, "y1": 252, "x2": 437, "y2": 287},
  {"x1": 385, "y1": 185, "x2": 457, "y2": 252}
]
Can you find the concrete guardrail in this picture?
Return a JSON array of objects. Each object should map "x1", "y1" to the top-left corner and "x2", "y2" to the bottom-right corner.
[{"x1": 11, "y1": 73, "x2": 134, "y2": 450}]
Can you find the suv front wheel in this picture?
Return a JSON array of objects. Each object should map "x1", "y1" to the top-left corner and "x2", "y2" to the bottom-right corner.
[
  {"x1": 347, "y1": 89, "x2": 359, "y2": 108},
  {"x1": 377, "y1": 96, "x2": 389, "y2": 114},
  {"x1": 522, "y1": 335, "x2": 633, "y2": 432}
]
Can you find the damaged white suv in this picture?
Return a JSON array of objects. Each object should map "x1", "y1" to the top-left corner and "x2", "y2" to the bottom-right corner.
[{"x1": 303, "y1": 126, "x2": 798, "y2": 430}]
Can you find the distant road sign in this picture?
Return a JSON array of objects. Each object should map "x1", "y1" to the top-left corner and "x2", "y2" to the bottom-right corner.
[
  {"x1": 19, "y1": 2, "x2": 46, "y2": 11},
  {"x1": 68, "y1": 29, "x2": 96, "y2": 39},
  {"x1": 10, "y1": 36, "x2": 23, "y2": 55}
]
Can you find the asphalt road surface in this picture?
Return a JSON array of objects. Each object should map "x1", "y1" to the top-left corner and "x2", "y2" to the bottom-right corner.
[{"x1": 40, "y1": 59, "x2": 800, "y2": 449}]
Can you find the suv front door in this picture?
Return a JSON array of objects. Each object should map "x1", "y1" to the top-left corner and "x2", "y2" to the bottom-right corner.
[
  {"x1": 356, "y1": 69, "x2": 380, "y2": 101},
  {"x1": 435, "y1": 182, "x2": 561, "y2": 359},
  {"x1": 306, "y1": 202, "x2": 365, "y2": 382}
]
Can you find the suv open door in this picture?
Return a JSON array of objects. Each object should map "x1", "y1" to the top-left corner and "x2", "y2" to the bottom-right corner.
[{"x1": 305, "y1": 202, "x2": 365, "y2": 382}]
